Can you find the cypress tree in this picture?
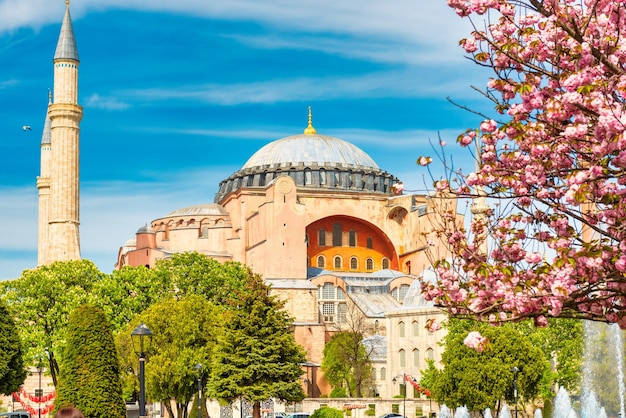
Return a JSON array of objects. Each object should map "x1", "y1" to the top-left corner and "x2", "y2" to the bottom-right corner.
[
  {"x1": 0, "y1": 299, "x2": 26, "y2": 394},
  {"x1": 55, "y1": 304, "x2": 126, "y2": 418}
]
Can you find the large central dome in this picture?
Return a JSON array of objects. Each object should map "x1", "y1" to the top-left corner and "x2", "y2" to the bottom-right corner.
[
  {"x1": 242, "y1": 134, "x2": 379, "y2": 170},
  {"x1": 214, "y1": 110, "x2": 398, "y2": 203}
]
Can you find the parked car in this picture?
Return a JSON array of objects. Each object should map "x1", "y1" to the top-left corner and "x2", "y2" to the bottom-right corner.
[
  {"x1": 264, "y1": 413, "x2": 287, "y2": 418},
  {"x1": 378, "y1": 414, "x2": 404, "y2": 418},
  {"x1": 285, "y1": 413, "x2": 311, "y2": 418},
  {"x1": 0, "y1": 412, "x2": 30, "y2": 418}
]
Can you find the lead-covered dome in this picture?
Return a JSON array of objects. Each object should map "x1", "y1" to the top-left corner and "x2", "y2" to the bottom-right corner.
[
  {"x1": 214, "y1": 109, "x2": 398, "y2": 203},
  {"x1": 242, "y1": 134, "x2": 379, "y2": 170}
]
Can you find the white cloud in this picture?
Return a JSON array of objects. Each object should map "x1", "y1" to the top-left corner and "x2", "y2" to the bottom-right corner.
[
  {"x1": 0, "y1": 0, "x2": 63, "y2": 32},
  {"x1": 0, "y1": 0, "x2": 473, "y2": 67},
  {"x1": 85, "y1": 93, "x2": 130, "y2": 110},
  {"x1": 116, "y1": 66, "x2": 486, "y2": 107},
  {"x1": 0, "y1": 79, "x2": 19, "y2": 89}
]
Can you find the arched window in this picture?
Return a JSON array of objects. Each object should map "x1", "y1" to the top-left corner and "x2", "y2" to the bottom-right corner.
[
  {"x1": 333, "y1": 223, "x2": 342, "y2": 246},
  {"x1": 317, "y1": 255, "x2": 325, "y2": 268},
  {"x1": 382, "y1": 258, "x2": 390, "y2": 269},
  {"x1": 427, "y1": 348, "x2": 434, "y2": 360},
  {"x1": 380, "y1": 367, "x2": 386, "y2": 381},
  {"x1": 367, "y1": 237, "x2": 373, "y2": 249},
  {"x1": 366, "y1": 258, "x2": 374, "y2": 271},
  {"x1": 399, "y1": 349, "x2": 406, "y2": 367},
  {"x1": 321, "y1": 283, "x2": 334, "y2": 299},
  {"x1": 319, "y1": 229, "x2": 326, "y2": 246},
  {"x1": 413, "y1": 349, "x2": 420, "y2": 367},
  {"x1": 399, "y1": 321, "x2": 406, "y2": 338},
  {"x1": 349, "y1": 230, "x2": 356, "y2": 246},
  {"x1": 350, "y1": 257, "x2": 358, "y2": 270},
  {"x1": 412, "y1": 321, "x2": 420, "y2": 337},
  {"x1": 334, "y1": 256, "x2": 342, "y2": 269}
]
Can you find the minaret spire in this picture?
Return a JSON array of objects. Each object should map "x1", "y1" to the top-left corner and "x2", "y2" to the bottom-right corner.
[{"x1": 41, "y1": 0, "x2": 83, "y2": 264}]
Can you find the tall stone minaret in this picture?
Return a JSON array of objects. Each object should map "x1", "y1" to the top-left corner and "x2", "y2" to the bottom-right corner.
[
  {"x1": 40, "y1": 0, "x2": 83, "y2": 264},
  {"x1": 37, "y1": 92, "x2": 53, "y2": 265}
]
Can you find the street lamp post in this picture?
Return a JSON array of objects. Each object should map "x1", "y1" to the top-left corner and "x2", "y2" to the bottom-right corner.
[
  {"x1": 512, "y1": 366, "x2": 519, "y2": 418},
  {"x1": 36, "y1": 359, "x2": 43, "y2": 418},
  {"x1": 131, "y1": 323, "x2": 153, "y2": 418},
  {"x1": 195, "y1": 364, "x2": 203, "y2": 418},
  {"x1": 392, "y1": 374, "x2": 408, "y2": 418}
]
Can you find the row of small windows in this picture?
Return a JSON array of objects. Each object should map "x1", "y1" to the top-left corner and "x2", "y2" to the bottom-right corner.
[
  {"x1": 215, "y1": 168, "x2": 396, "y2": 201},
  {"x1": 319, "y1": 283, "x2": 409, "y2": 305},
  {"x1": 373, "y1": 349, "x2": 434, "y2": 381},
  {"x1": 397, "y1": 320, "x2": 434, "y2": 338},
  {"x1": 315, "y1": 255, "x2": 389, "y2": 270},
  {"x1": 317, "y1": 224, "x2": 373, "y2": 248},
  {"x1": 398, "y1": 348, "x2": 435, "y2": 368},
  {"x1": 55, "y1": 63, "x2": 78, "y2": 68}
]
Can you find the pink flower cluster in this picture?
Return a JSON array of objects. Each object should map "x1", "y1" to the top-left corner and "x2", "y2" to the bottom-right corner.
[
  {"x1": 463, "y1": 331, "x2": 488, "y2": 352},
  {"x1": 421, "y1": 0, "x2": 626, "y2": 328}
]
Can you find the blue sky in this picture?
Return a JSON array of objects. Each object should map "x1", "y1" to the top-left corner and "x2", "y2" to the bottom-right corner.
[{"x1": 0, "y1": 0, "x2": 493, "y2": 280}]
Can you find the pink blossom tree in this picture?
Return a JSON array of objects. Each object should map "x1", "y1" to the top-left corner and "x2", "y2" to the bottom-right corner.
[{"x1": 422, "y1": 0, "x2": 626, "y2": 328}]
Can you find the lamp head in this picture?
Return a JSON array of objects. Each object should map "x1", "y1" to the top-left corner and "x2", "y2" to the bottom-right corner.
[{"x1": 131, "y1": 323, "x2": 153, "y2": 356}]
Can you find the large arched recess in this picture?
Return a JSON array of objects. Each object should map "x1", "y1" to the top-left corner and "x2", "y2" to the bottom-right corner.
[{"x1": 306, "y1": 215, "x2": 399, "y2": 272}]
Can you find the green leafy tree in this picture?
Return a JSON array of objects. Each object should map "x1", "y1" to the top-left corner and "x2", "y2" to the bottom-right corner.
[
  {"x1": 310, "y1": 406, "x2": 343, "y2": 418},
  {"x1": 93, "y1": 265, "x2": 164, "y2": 332},
  {"x1": 55, "y1": 304, "x2": 125, "y2": 418},
  {"x1": 321, "y1": 331, "x2": 373, "y2": 397},
  {"x1": 116, "y1": 296, "x2": 222, "y2": 418},
  {"x1": 0, "y1": 260, "x2": 105, "y2": 385},
  {"x1": 0, "y1": 298, "x2": 27, "y2": 394},
  {"x1": 95, "y1": 253, "x2": 251, "y2": 332},
  {"x1": 209, "y1": 272, "x2": 306, "y2": 418},
  {"x1": 516, "y1": 318, "x2": 583, "y2": 398},
  {"x1": 423, "y1": 319, "x2": 545, "y2": 416},
  {"x1": 152, "y1": 253, "x2": 247, "y2": 305}
]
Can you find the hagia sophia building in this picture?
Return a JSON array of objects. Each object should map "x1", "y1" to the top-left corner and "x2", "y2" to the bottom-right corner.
[{"x1": 26, "y1": 1, "x2": 458, "y2": 416}]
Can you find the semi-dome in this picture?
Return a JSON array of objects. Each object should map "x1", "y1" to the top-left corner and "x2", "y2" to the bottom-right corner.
[
  {"x1": 242, "y1": 134, "x2": 379, "y2": 170},
  {"x1": 214, "y1": 109, "x2": 398, "y2": 203}
]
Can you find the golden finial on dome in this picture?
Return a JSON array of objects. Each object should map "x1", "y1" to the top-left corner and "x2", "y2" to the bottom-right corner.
[
  {"x1": 66, "y1": 0, "x2": 70, "y2": 6},
  {"x1": 303, "y1": 106, "x2": 317, "y2": 135}
]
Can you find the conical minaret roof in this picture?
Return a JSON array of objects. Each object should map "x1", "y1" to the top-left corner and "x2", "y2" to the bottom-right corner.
[{"x1": 54, "y1": 1, "x2": 79, "y2": 62}]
